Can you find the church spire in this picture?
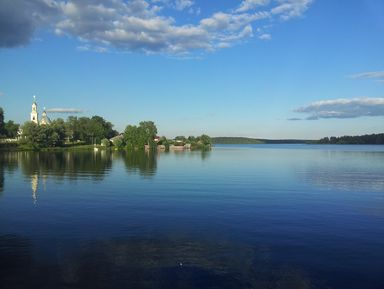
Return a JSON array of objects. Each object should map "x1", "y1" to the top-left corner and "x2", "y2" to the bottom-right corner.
[{"x1": 31, "y1": 95, "x2": 39, "y2": 124}]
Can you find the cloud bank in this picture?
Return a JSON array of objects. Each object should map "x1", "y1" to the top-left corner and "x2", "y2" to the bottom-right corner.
[
  {"x1": 46, "y1": 108, "x2": 84, "y2": 114},
  {"x1": 350, "y1": 71, "x2": 384, "y2": 83},
  {"x1": 294, "y1": 97, "x2": 384, "y2": 120},
  {"x1": 0, "y1": 0, "x2": 313, "y2": 54}
]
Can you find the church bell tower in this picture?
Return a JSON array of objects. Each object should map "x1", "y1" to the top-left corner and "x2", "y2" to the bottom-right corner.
[{"x1": 31, "y1": 95, "x2": 39, "y2": 124}]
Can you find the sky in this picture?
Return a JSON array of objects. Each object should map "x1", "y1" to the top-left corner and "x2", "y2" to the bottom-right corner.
[{"x1": 0, "y1": 0, "x2": 383, "y2": 139}]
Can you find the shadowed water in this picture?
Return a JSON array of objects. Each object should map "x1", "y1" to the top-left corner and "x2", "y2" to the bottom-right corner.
[{"x1": 0, "y1": 145, "x2": 383, "y2": 289}]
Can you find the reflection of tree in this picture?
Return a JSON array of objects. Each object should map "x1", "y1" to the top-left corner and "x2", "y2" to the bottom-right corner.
[
  {"x1": 11, "y1": 151, "x2": 112, "y2": 202},
  {"x1": 200, "y1": 149, "x2": 211, "y2": 161},
  {"x1": 0, "y1": 152, "x2": 19, "y2": 194},
  {"x1": 18, "y1": 151, "x2": 113, "y2": 181},
  {"x1": 122, "y1": 150, "x2": 157, "y2": 177},
  {"x1": 0, "y1": 161, "x2": 3, "y2": 193},
  {"x1": 0, "y1": 235, "x2": 319, "y2": 289}
]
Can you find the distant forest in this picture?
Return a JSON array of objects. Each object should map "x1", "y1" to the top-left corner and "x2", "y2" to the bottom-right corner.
[
  {"x1": 212, "y1": 134, "x2": 384, "y2": 145},
  {"x1": 317, "y1": 133, "x2": 384, "y2": 144},
  {"x1": 211, "y1": 137, "x2": 310, "y2": 144}
]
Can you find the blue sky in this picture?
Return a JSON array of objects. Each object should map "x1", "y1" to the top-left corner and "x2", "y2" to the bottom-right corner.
[{"x1": 0, "y1": 0, "x2": 383, "y2": 139}]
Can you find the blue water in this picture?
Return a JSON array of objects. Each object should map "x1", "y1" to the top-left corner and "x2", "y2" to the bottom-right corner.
[{"x1": 1, "y1": 145, "x2": 384, "y2": 289}]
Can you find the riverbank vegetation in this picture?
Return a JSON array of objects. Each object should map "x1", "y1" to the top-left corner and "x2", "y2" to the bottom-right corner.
[
  {"x1": 18, "y1": 116, "x2": 118, "y2": 150},
  {"x1": 0, "y1": 106, "x2": 211, "y2": 151},
  {"x1": 0, "y1": 108, "x2": 20, "y2": 139}
]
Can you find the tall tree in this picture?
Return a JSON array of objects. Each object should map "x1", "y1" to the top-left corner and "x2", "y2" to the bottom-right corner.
[
  {"x1": 139, "y1": 121, "x2": 157, "y2": 147},
  {"x1": 124, "y1": 125, "x2": 140, "y2": 149},
  {"x1": 65, "y1": 116, "x2": 78, "y2": 142},
  {"x1": 21, "y1": 121, "x2": 66, "y2": 149},
  {"x1": 0, "y1": 107, "x2": 4, "y2": 136},
  {"x1": 4, "y1": 121, "x2": 20, "y2": 138}
]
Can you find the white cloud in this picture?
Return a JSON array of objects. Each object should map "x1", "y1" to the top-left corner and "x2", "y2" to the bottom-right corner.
[
  {"x1": 0, "y1": 0, "x2": 313, "y2": 55},
  {"x1": 236, "y1": 0, "x2": 270, "y2": 13},
  {"x1": 294, "y1": 97, "x2": 384, "y2": 120},
  {"x1": 258, "y1": 33, "x2": 271, "y2": 40},
  {"x1": 271, "y1": 0, "x2": 312, "y2": 20},
  {"x1": 46, "y1": 108, "x2": 84, "y2": 113},
  {"x1": 174, "y1": 0, "x2": 194, "y2": 11},
  {"x1": 350, "y1": 71, "x2": 384, "y2": 83},
  {"x1": 77, "y1": 45, "x2": 108, "y2": 53}
]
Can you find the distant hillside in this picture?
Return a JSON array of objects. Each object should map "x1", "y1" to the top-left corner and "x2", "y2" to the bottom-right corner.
[
  {"x1": 212, "y1": 137, "x2": 310, "y2": 144},
  {"x1": 317, "y1": 133, "x2": 384, "y2": 144},
  {"x1": 212, "y1": 134, "x2": 384, "y2": 145},
  {"x1": 212, "y1": 137, "x2": 264, "y2": 144}
]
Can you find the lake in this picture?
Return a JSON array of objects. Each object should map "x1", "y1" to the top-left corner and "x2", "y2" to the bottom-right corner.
[{"x1": 1, "y1": 144, "x2": 384, "y2": 289}]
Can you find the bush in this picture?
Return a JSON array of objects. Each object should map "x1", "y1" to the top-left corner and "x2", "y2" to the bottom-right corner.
[{"x1": 101, "y1": 138, "x2": 111, "y2": 147}]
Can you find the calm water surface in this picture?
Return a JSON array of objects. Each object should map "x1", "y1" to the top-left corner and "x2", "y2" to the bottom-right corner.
[{"x1": 1, "y1": 145, "x2": 384, "y2": 289}]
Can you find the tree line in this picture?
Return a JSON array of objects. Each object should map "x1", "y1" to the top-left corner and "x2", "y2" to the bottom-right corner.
[
  {"x1": 317, "y1": 133, "x2": 384, "y2": 145},
  {"x1": 1, "y1": 106, "x2": 211, "y2": 150},
  {"x1": 111, "y1": 122, "x2": 211, "y2": 150},
  {"x1": 0, "y1": 107, "x2": 20, "y2": 138},
  {"x1": 21, "y1": 116, "x2": 118, "y2": 149}
]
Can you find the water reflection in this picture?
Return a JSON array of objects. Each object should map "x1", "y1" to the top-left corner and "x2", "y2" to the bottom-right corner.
[
  {"x1": 122, "y1": 150, "x2": 157, "y2": 177},
  {"x1": 0, "y1": 234, "x2": 318, "y2": 289},
  {"x1": 1, "y1": 150, "x2": 208, "y2": 199},
  {"x1": 18, "y1": 151, "x2": 113, "y2": 181},
  {"x1": 299, "y1": 151, "x2": 384, "y2": 192},
  {"x1": 0, "y1": 162, "x2": 3, "y2": 193},
  {"x1": 0, "y1": 152, "x2": 19, "y2": 194}
]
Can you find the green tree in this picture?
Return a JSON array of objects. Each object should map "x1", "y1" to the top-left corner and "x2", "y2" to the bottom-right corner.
[
  {"x1": 77, "y1": 117, "x2": 91, "y2": 143},
  {"x1": 112, "y1": 137, "x2": 125, "y2": 149},
  {"x1": 90, "y1": 116, "x2": 118, "y2": 142},
  {"x1": 20, "y1": 122, "x2": 42, "y2": 149},
  {"x1": 123, "y1": 121, "x2": 157, "y2": 150},
  {"x1": 157, "y1": 136, "x2": 169, "y2": 149},
  {"x1": 50, "y1": 118, "x2": 66, "y2": 146},
  {"x1": 21, "y1": 121, "x2": 66, "y2": 149},
  {"x1": 4, "y1": 120, "x2": 20, "y2": 138},
  {"x1": 139, "y1": 121, "x2": 157, "y2": 148},
  {"x1": 175, "y1": 135, "x2": 186, "y2": 142},
  {"x1": 65, "y1": 116, "x2": 78, "y2": 143},
  {"x1": 101, "y1": 138, "x2": 111, "y2": 147},
  {"x1": 187, "y1": 136, "x2": 196, "y2": 143},
  {"x1": 0, "y1": 107, "x2": 4, "y2": 136},
  {"x1": 124, "y1": 125, "x2": 140, "y2": 150},
  {"x1": 199, "y1": 134, "x2": 212, "y2": 145}
]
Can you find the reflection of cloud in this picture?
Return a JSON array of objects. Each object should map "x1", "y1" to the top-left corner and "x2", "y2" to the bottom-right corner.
[
  {"x1": 350, "y1": 71, "x2": 384, "y2": 83},
  {"x1": 45, "y1": 108, "x2": 84, "y2": 113},
  {"x1": 294, "y1": 97, "x2": 384, "y2": 120},
  {"x1": 300, "y1": 152, "x2": 384, "y2": 192},
  {"x1": 0, "y1": 0, "x2": 313, "y2": 55}
]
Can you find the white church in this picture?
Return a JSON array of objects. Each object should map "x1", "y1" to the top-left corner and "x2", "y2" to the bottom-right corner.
[{"x1": 30, "y1": 96, "x2": 51, "y2": 125}]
